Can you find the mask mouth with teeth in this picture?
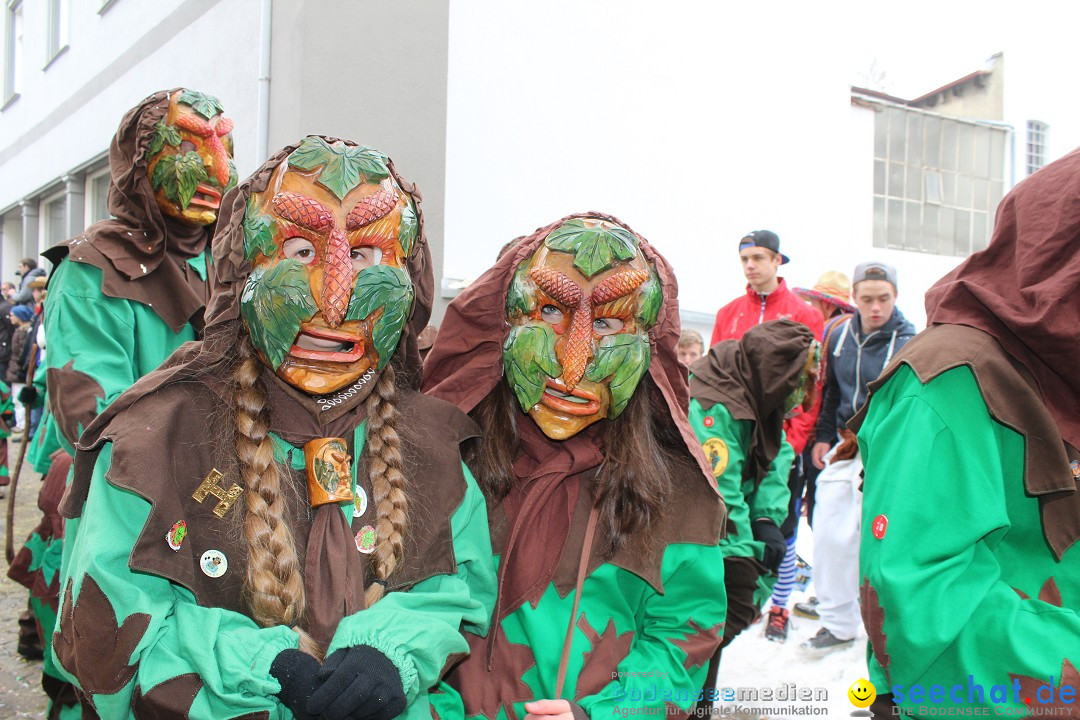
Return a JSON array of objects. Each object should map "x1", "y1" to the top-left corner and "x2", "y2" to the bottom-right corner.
[
  {"x1": 238, "y1": 137, "x2": 418, "y2": 395},
  {"x1": 503, "y1": 217, "x2": 663, "y2": 440}
]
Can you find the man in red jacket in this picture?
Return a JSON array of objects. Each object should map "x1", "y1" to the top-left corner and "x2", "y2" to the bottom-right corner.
[{"x1": 710, "y1": 229, "x2": 823, "y2": 641}]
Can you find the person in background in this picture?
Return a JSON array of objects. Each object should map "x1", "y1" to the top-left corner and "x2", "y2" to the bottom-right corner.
[
  {"x1": 0, "y1": 286, "x2": 14, "y2": 373},
  {"x1": 803, "y1": 261, "x2": 914, "y2": 651},
  {"x1": 689, "y1": 319, "x2": 818, "y2": 693},
  {"x1": 781, "y1": 272, "x2": 856, "y2": 630},
  {"x1": 18, "y1": 278, "x2": 47, "y2": 437},
  {"x1": 6, "y1": 305, "x2": 32, "y2": 385},
  {"x1": 678, "y1": 328, "x2": 705, "y2": 368},
  {"x1": 12, "y1": 259, "x2": 46, "y2": 307},
  {"x1": 1, "y1": 281, "x2": 17, "y2": 301},
  {"x1": 710, "y1": 230, "x2": 824, "y2": 643}
]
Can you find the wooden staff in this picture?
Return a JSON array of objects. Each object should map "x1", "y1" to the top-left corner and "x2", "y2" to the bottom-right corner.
[{"x1": 6, "y1": 342, "x2": 39, "y2": 564}]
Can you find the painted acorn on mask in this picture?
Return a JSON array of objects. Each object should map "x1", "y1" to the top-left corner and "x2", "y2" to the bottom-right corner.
[
  {"x1": 146, "y1": 89, "x2": 237, "y2": 226},
  {"x1": 239, "y1": 138, "x2": 418, "y2": 395},
  {"x1": 504, "y1": 217, "x2": 662, "y2": 440}
]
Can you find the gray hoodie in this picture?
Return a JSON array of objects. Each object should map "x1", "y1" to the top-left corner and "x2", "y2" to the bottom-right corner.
[{"x1": 815, "y1": 307, "x2": 916, "y2": 445}]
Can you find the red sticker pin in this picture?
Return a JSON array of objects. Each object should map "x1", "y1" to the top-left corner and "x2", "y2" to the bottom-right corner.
[
  {"x1": 703, "y1": 416, "x2": 714, "y2": 428},
  {"x1": 872, "y1": 514, "x2": 888, "y2": 540}
]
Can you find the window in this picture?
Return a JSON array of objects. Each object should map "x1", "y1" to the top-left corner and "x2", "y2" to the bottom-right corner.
[
  {"x1": 871, "y1": 102, "x2": 1006, "y2": 257},
  {"x1": 3, "y1": 0, "x2": 23, "y2": 106},
  {"x1": 1026, "y1": 120, "x2": 1048, "y2": 175},
  {"x1": 41, "y1": 193, "x2": 67, "y2": 254},
  {"x1": 86, "y1": 169, "x2": 112, "y2": 224},
  {"x1": 46, "y1": 0, "x2": 69, "y2": 66}
]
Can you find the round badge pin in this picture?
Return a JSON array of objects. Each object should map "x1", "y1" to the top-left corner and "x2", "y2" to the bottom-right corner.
[
  {"x1": 703, "y1": 416, "x2": 714, "y2": 428},
  {"x1": 166, "y1": 520, "x2": 187, "y2": 552},
  {"x1": 353, "y1": 486, "x2": 369, "y2": 518},
  {"x1": 355, "y1": 525, "x2": 377, "y2": 555},
  {"x1": 871, "y1": 514, "x2": 888, "y2": 540},
  {"x1": 200, "y1": 549, "x2": 228, "y2": 578}
]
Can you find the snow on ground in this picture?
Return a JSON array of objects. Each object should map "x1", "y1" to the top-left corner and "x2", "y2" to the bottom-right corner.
[{"x1": 711, "y1": 518, "x2": 870, "y2": 718}]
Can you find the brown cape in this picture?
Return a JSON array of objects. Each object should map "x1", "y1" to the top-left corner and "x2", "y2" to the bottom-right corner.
[
  {"x1": 851, "y1": 324, "x2": 1080, "y2": 560},
  {"x1": 690, "y1": 318, "x2": 814, "y2": 485},
  {"x1": 60, "y1": 137, "x2": 463, "y2": 646},
  {"x1": 42, "y1": 89, "x2": 212, "y2": 333},
  {"x1": 422, "y1": 211, "x2": 725, "y2": 597}
]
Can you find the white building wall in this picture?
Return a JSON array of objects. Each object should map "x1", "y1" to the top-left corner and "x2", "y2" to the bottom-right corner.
[
  {"x1": 0, "y1": 0, "x2": 263, "y2": 270},
  {"x1": 444, "y1": 0, "x2": 963, "y2": 333},
  {"x1": 1002, "y1": 48, "x2": 1080, "y2": 182}
]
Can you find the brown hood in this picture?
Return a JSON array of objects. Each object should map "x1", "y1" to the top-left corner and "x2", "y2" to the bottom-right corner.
[
  {"x1": 42, "y1": 89, "x2": 212, "y2": 333},
  {"x1": 423, "y1": 211, "x2": 717, "y2": 494},
  {"x1": 690, "y1": 319, "x2": 814, "y2": 484},
  {"x1": 924, "y1": 146, "x2": 1080, "y2": 451}
]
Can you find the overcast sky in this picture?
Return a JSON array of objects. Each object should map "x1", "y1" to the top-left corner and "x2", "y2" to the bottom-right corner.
[{"x1": 835, "y1": 0, "x2": 1078, "y2": 97}]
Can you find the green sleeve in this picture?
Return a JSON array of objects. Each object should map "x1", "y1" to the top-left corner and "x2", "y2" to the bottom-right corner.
[
  {"x1": 746, "y1": 434, "x2": 793, "y2": 527},
  {"x1": 859, "y1": 365, "x2": 1080, "y2": 711},
  {"x1": 55, "y1": 444, "x2": 300, "y2": 719},
  {"x1": 43, "y1": 260, "x2": 139, "y2": 455},
  {"x1": 326, "y1": 462, "x2": 496, "y2": 704},
  {"x1": 576, "y1": 542, "x2": 728, "y2": 715}
]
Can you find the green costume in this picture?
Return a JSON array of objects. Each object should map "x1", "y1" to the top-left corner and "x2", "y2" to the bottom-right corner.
[
  {"x1": 689, "y1": 398, "x2": 793, "y2": 602},
  {"x1": 0, "y1": 379, "x2": 13, "y2": 483},
  {"x1": 858, "y1": 330, "x2": 1080, "y2": 714},
  {"x1": 858, "y1": 148, "x2": 1080, "y2": 717},
  {"x1": 18, "y1": 90, "x2": 226, "y2": 719},
  {"x1": 55, "y1": 137, "x2": 497, "y2": 720},
  {"x1": 42, "y1": 255, "x2": 206, "y2": 455},
  {"x1": 57, "y1": 391, "x2": 494, "y2": 719},
  {"x1": 424, "y1": 212, "x2": 729, "y2": 719}
]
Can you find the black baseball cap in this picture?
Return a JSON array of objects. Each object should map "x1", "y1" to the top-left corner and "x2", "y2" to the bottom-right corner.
[{"x1": 738, "y1": 230, "x2": 789, "y2": 264}]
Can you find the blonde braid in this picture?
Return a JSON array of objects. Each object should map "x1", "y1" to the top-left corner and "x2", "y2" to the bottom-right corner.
[
  {"x1": 233, "y1": 339, "x2": 309, "y2": 636},
  {"x1": 363, "y1": 363, "x2": 409, "y2": 606}
]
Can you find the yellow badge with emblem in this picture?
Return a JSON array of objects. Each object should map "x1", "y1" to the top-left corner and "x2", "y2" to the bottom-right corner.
[{"x1": 702, "y1": 438, "x2": 729, "y2": 477}]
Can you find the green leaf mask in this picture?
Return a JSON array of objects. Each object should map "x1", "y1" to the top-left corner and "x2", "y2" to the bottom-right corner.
[
  {"x1": 287, "y1": 137, "x2": 391, "y2": 201},
  {"x1": 151, "y1": 151, "x2": 209, "y2": 210},
  {"x1": 242, "y1": 196, "x2": 278, "y2": 263},
  {"x1": 503, "y1": 323, "x2": 562, "y2": 412},
  {"x1": 585, "y1": 333, "x2": 651, "y2": 417},
  {"x1": 545, "y1": 218, "x2": 639, "y2": 277},
  {"x1": 177, "y1": 89, "x2": 225, "y2": 120},
  {"x1": 346, "y1": 265, "x2": 415, "y2": 371},
  {"x1": 148, "y1": 121, "x2": 182, "y2": 155},
  {"x1": 240, "y1": 260, "x2": 319, "y2": 370}
]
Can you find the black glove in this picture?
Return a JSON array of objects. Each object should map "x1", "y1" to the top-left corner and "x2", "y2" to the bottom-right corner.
[
  {"x1": 270, "y1": 649, "x2": 323, "y2": 720},
  {"x1": 307, "y1": 645, "x2": 406, "y2": 720},
  {"x1": 17, "y1": 385, "x2": 37, "y2": 405},
  {"x1": 752, "y1": 518, "x2": 786, "y2": 574}
]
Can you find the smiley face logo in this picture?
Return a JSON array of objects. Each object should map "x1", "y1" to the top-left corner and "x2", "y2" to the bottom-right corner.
[{"x1": 848, "y1": 678, "x2": 876, "y2": 708}]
